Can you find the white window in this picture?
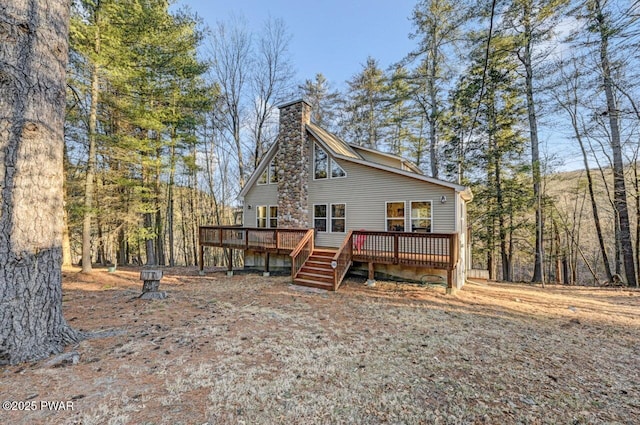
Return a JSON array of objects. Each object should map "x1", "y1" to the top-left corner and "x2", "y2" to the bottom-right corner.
[
  {"x1": 386, "y1": 201, "x2": 405, "y2": 231},
  {"x1": 314, "y1": 144, "x2": 328, "y2": 179},
  {"x1": 257, "y1": 159, "x2": 278, "y2": 185},
  {"x1": 269, "y1": 160, "x2": 278, "y2": 184},
  {"x1": 269, "y1": 205, "x2": 278, "y2": 228},
  {"x1": 331, "y1": 160, "x2": 346, "y2": 178},
  {"x1": 331, "y1": 204, "x2": 346, "y2": 233},
  {"x1": 256, "y1": 206, "x2": 267, "y2": 228},
  {"x1": 314, "y1": 204, "x2": 327, "y2": 232},
  {"x1": 410, "y1": 201, "x2": 432, "y2": 232}
]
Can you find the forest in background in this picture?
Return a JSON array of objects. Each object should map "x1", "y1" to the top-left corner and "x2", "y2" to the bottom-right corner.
[{"x1": 65, "y1": 0, "x2": 640, "y2": 287}]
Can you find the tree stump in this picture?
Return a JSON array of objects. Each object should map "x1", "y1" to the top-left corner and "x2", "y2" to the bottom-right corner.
[{"x1": 139, "y1": 270, "x2": 166, "y2": 300}]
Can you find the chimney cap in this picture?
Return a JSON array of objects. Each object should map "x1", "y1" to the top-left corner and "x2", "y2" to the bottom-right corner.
[{"x1": 277, "y1": 98, "x2": 312, "y2": 110}]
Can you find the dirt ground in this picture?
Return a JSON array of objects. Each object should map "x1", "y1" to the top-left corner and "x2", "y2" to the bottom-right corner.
[{"x1": 1, "y1": 266, "x2": 638, "y2": 425}]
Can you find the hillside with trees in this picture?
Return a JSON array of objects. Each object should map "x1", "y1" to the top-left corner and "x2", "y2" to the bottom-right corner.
[{"x1": 60, "y1": 0, "x2": 640, "y2": 288}]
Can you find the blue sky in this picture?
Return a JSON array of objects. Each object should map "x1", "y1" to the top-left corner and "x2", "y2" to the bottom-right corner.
[{"x1": 179, "y1": 0, "x2": 417, "y2": 89}]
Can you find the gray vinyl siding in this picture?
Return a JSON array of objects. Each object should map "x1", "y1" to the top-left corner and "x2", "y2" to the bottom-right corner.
[
  {"x1": 243, "y1": 183, "x2": 278, "y2": 227},
  {"x1": 309, "y1": 157, "x2": 458, "y2": 247}
]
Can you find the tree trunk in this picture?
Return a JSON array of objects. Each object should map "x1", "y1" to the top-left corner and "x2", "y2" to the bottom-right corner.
[
  {"x1": 167, "y1": 131, "x2": 176, "y2": 267},
  {"x1": 634, "y1": 162, "x2": 640, "y2": 282},
  {"x1": 117, "y1": 226, "x2": 127, "y2": 266},
  {"x1": 521, "y1": 12, "x2": 544, "y2": 285},
  {"x1": 428, "y1": 29, "x2": 439, "y2": 179},
  {"x1": 62, "y1": 206, "x2": 73, "y2": 266},
  {"x1": 594, "y1": 0, "x2": 636, "y2": 286},
  {"x1": 572, "y1": 106, "x2": 613, "y2": 282},
  {"x1": 0, "y1": 0, "x2": 80, "y2": 364},
  {"x1": 144, "y1": 212, "x2": 156, "y2": 265},
  {"x1": 81, "y1": 18, "x2": 101, "y2": 273}
]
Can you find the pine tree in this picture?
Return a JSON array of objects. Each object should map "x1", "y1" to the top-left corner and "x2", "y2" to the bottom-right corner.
[
  {"x1": 342, "y1": 57, "x2": 387, "y2": 149},
  {"x1": 298, "y1": 73, "x2": 341, "y2": 130},
  {"x1": 407, "y1": 0, "x2": 471, "y2": 178},
  {"x1": 1, "y1": 0, "x2": 80, "y2": 364}
]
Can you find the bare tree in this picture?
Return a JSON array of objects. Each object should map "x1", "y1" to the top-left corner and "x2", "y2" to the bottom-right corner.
[
  {"x1": 250, "y1": 18, "x2": 294, "y2": 168},
  {"x1": 589, "y1": 0, "x2": 636, "y2": 286},
  {"x1": 209, "y1": 17, "x2": 252, "y2": 189},
  {"x1": 0, "y1": 0, "x2": 80, "y2": 364},
  {"x1": 551, "y1": 56, "x2": 614, "y2": 282}
]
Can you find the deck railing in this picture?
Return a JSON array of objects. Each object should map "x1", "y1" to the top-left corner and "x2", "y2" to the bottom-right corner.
[
  {"x1": 332, "y1": 230, "x2": 354, "y2": 290},
  {"x1": 199, "y1": 226, "x2": 308, "y2": 252},
  {"x1": 351, "y1": 230, "x2": 458, "y2": 271},
  {"x1": 290, "y1": 229, "x2": 314, "y2": 280}
]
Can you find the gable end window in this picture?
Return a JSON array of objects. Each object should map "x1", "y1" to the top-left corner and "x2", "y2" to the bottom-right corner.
[
  {"x1": 257, "y1": 158, "x2": 278, "y2": 185},
  {"x1": 331, "y1": 159, "x2": 346, "y2": 178},
  {"x1": 257, "y1": 170, "x2": 268, "y2": 185},
  {"x1": 314, "y1": 145, "x2": 328, "y2": 179},
  {"x1": 314, "y1": 143, "x2": 346, "y2": 179},
  {"x1": 269, "y1": 160, "x2": 278, "y2": 184}
]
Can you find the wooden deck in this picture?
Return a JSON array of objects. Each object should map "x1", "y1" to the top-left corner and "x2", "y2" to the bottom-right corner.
[{"x1": 199, "y1": 227, "x2": 459, "y2": 291}]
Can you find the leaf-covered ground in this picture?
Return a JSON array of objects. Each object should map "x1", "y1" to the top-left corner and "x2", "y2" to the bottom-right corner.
[{"x1": 1, "y1": 267, "x2": 638, "y2": 424}]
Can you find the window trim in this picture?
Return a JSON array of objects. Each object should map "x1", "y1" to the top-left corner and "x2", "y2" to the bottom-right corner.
[
  {"x1": 385, "y1": 201, "x2": 405, "y2": 232},
  {"x1": 410, "y1": 200, "x2": 433, "y2": 233}
]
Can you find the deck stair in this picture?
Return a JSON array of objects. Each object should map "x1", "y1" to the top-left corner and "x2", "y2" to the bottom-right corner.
[{"x1": 293, "y1": 249, "x2": 337, "y2": 290}]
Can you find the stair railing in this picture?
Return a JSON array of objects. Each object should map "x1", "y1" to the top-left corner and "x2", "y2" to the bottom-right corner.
[
  {"x1": 331, "y1": 230, "x2": 354, "y2": 290},
  {"x1": 289, "y1": 229, "x2": 314, "y2": 280}
]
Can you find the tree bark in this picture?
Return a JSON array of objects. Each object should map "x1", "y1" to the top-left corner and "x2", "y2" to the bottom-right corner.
[{"x1": 0, "y1": 0, "x2": 80, "y2": 364}]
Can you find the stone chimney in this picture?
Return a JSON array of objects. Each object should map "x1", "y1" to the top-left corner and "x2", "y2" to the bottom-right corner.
[{"x1": 276, "y1": 99, "x2": 312, "y2": 228}]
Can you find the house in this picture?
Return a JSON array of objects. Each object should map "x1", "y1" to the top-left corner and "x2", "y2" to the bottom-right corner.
[{"x1": 199, "y1": 99, "x2": 473, "y2": 292}]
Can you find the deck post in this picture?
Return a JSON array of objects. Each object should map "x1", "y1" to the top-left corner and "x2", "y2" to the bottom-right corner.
[
  {"x1": 366, "y1": 262, "x2": 375, "y2": 286},
  {"x1": 393, "y1": 234, "x2": 399, "y2": 264},
  {"x1": 446, "y1": 269, "x2": 457, "y2": 295},
  {"x1": 226, "y1": 248, "x2": 233, "y2": 276},
  {"x1": 263, "y1": 252, "x2": 270, "y2": 277},
  {"x1": 199, "y1": 245, "x2": 205, "y2": 275}
]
